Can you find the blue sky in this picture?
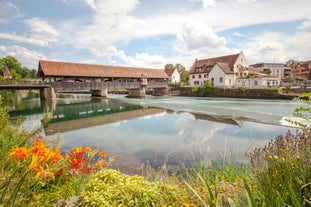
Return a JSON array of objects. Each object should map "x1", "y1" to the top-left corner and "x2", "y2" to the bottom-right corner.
[{"x1": 0, "y1": 0, "x2": 310, "y2": 69}]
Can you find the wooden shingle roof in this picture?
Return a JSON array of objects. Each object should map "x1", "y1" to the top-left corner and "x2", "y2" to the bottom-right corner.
[
  {"x1": 38, "y1": 60, "x2": 169, "y2": 79},
  {"x1": 190, "y1": 53, "x2": 240, "y2": 74}
]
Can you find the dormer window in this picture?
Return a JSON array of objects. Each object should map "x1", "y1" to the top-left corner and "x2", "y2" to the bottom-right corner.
[{"x1": 196, "y1": 67, "x2": 202, "y2": 72}]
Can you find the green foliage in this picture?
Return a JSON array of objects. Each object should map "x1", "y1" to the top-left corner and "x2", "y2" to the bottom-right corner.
[
  {"x1": 204, "y1": 80, "x2": 213, "y2": 94},
  {"x1": 286, "y1": 92, "x2": 311, "y2": 133},
  {"x1": 192, "y1": 86, "x2": 199, "y2": 93},
  {"x1": 81, "y1": 169, "x2": 183, "y2": 206},
  {"x1": 0, "y1": 55, "x2": 35, "y2": 79},
  {"x1": 247, "y1": 129, "x2": 311, "y2": 206}
]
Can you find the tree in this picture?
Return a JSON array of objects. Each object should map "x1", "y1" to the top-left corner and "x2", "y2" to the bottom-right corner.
[
  {"x1": 164, "y1": 63, "x2": 174, "y2": 72},
  {"x1": 0, "y1": 56, "x2": 34, "y2": 79},
  {"x1": 181, "y1": 70, "x2": 189, "y2": 84},
  {"x1": 1, "y1": 56, "x2": 23, "y2": 75}
]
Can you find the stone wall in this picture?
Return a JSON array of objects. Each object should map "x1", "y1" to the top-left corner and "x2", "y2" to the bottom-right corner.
[{"x1": 171, "y1": 87, "x2": 297, "y2": 100}]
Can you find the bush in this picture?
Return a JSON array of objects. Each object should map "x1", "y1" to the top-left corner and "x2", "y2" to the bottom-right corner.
[{"x1": 81, "y1": 169, "x2": 184, "y2": 206}]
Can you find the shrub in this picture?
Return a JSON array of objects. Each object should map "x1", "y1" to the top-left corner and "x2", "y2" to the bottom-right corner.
[{"x1": 81, "y1": 169, "x2": 184, "y2": 206}]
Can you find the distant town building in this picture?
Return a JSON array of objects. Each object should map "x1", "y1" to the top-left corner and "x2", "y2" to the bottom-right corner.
[
  {"x1": 290, "y1": 61, "x2": 311, "y2": 80},
  {"x1": 250, "y1": 63, "x2": 291, "y2": 80},
  {"x1": 165, "y1": 68, "x2": 181, "y2": 84}
]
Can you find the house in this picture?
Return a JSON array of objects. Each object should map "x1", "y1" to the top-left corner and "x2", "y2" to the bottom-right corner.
[
  {"x1": 165, "y1": 68, "x2": 181, "y2": 84},
  {"x1": 189, "y1": 51, "x2": 281, "y2": 88},
  {"x1": 3, "y1": 67, "x2": 12, "y2": 79},
  {"x1": 290, "y1": 61, "x2": 311, "y2": 80},
  {"x1": 250, "y1": 63, "x2": 291, "y2": 80},
  {"x1": 189, "y1": 51, "x2": 249, "y2": 88}
]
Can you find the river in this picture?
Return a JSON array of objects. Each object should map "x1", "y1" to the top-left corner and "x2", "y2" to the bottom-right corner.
[{"x1": 7, "y1": 92, "x2": 303, "y2": 174}]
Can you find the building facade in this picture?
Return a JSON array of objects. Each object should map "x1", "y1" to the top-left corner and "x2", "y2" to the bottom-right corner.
[
  {"x1": 250, "y1": 63, "x2": 291, "y2": 80},
  {"x1": 189, "y1": 51, "x2": 249, "y2": 88},
  {"x1": 189, "y1": 52, "x2": 281, "y2": 88},
  {"x1": 165, "y1": 68, "x2": 181, "y2": 84}
]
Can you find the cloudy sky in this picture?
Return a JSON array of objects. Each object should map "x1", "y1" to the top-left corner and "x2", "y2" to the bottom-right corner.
[{"x1": 0, "y1": 0, "x2": 310, "y2": 69}]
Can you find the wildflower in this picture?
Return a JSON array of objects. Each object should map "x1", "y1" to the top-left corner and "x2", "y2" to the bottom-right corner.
[
  {"x1": 71, "y1": 168, "x2": 78, "y2": 175},
  {"x1": 273, "y1": 155, "x2": 278, "y2": 160},
  {"x1": 9, "y1": 146, "x2": 28, "y2": 160},
  {"x1": 84, "y1": 146, "x2": 91, "y2": 152},
  {"x1": 99, "y1": 151, "x2": 107, "y2": 158},
  {"x1": 35, "y1": 166, "x2": 55, "y2": 180},
  {"x1": 96, "y1": 159, "x2": 106, "y2": 168}
]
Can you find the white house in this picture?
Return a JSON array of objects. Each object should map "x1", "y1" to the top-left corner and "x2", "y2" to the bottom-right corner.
[
  {"x1": 189, "y1": 51, "x2": 249, "y2": 87},
  {"x1": 165, "y1": 68, "x2": 181, "y2": 84},
  {"x1": 189, "y1": 51, "x2": 281, "y2": 88}
]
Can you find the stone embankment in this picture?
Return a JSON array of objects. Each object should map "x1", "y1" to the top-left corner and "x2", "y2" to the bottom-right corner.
[{"x1": 169, "y1": 87, "x2": 300, "y2": 100}]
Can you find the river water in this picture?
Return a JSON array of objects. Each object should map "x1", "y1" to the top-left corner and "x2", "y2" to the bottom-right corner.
[{"x1": 7, "y1": 92, "x2": 303, "y2": 174}]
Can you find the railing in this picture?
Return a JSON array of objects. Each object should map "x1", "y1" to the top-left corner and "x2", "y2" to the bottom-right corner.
[{"x1": 50, "y1": 81, "x2": 168, "y2": 91}]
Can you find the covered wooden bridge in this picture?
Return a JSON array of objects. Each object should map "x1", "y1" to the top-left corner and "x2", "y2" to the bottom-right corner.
[{"x1": 37, "y1": 60, "x2": 169, "y2": 99}]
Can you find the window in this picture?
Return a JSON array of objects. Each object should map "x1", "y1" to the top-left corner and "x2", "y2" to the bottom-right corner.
[
  {"x1": 199, "y1": 75, "x2": 201, "y2": 78},
  {"x1": 192, "y1": 75, "x2": 195, "y2": 79},
  {"x1": 204, "y1": 74, "x2": 207, "y2": 78},
  {"x1": 220, "y1": 77, "x2": 223, "y2": 83},
  {"x1": 254, "y1": 80, "x2": 258, "y2": 86}
]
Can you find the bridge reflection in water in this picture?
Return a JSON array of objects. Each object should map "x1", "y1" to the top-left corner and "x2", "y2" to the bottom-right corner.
[{"x1": 46, "y1": 99, "x2": 166, "y2": 135}]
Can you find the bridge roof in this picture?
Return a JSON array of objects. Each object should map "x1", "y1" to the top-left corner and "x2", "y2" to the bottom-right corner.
[{"x1": 38, "y1": 60, "x2": 169, "y2": 79}]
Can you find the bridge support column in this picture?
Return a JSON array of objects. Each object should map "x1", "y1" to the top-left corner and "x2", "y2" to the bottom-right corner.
[
  {"x1": 91, "y1": 88, "x2": 108, "y2": 97},
  {"x1": 40, "y1": 87, "x2": 56, "y2": 100},
  {"x1": 153, "y1": 88, "x2": 169, "y2": 96},
  {"x1": 127, "y1": 87, "x2": 146, "y2": 98}
]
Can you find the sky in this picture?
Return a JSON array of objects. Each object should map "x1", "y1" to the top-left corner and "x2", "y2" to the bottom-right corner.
[{"x1": 0, "y1": 0, "x2": 310, "y2": 70}]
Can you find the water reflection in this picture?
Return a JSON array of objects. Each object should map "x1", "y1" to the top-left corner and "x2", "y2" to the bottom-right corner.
[{"x1": 8, "y1": 93, "x2": 296, "y2": 174}]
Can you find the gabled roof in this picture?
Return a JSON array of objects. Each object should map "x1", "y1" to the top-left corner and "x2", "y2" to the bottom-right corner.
[
  {"x1": 165, "y1": 68, "x2": 177, "y2": 77},
  {"x1": 215, "y1": 62, "x2": 235, "y2": 74},
  {"x1": 38, "y1": 60, "x2": 169, "y2": 79},
  {"x1": 189, "y1": 53, "x2": 240, "y2": 74}
]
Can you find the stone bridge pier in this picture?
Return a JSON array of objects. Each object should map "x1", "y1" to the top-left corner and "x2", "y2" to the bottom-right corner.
[{"x1": 40, "y1": 87, "x2": 56, "y2": 100}]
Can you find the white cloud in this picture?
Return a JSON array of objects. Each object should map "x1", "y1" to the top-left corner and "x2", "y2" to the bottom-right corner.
[
  {"x1": 203, "y1": 0, "x2": 216, "y2": 8},
  {"x1": 0, "y1": 18, "x2": 60, "y2": 46},
  {"x1": 0, "y1": 45, "x2": 46, "y2": 68},
  {"x1": 233, "y1": 32, "x2": 248, "y2": 38},
  {"x1": 83, "y1": 0, "x2": 96, "y2": 10},
  {"x1": 0, "y1": 2, "x2": 22, "y2": 24},
  {"x1": 299, "y1": 16, "x2": 311, "y2": 31},
  {"x1": 89, "y1": 45, "x2": 166, "y2": 68},
  {"x1": 174, "y1": 22, "x2": 231, "y2": 59},
  {"x1": 25, "y1": 18, "x2": 60, "y2": 45},
  {"x1": 242, "y1": 31, "x2": 311, "y2": 64}
]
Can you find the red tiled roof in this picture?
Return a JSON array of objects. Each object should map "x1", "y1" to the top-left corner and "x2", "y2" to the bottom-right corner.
[
  {"x1": 165, "y1": 68, "x2": 176, "y2": 77},
  {"x1": 38, "y1": 60, "x2": 169, "y2": 79},
  {"x1": 189, "y1": 53, "x2": 240, "y2": 74},
  {"x1": 215, "y1": 62, "x2": 234, "y2": 74}
]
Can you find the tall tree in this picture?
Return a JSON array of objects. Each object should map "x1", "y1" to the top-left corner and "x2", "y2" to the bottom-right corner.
[{"x1": 0, "y1": 56, "x2": 32, "y2": 78}]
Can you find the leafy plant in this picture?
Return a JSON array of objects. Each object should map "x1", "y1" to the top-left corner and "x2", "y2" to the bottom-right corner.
[
  {"x1": 247, "y1": 129, "x2": 311, "y2": 206},
  {"x1": 81, "y1": 169, "x2": 184, "y2": 206},
  {"x1": 286, "y1": 92, "x2": 311, "y2": 133}
]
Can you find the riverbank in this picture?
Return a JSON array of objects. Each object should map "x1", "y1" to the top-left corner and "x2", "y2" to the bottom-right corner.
[{"x1": 168, "y1": 86, "x2": 303, "y2": 100}]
